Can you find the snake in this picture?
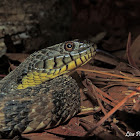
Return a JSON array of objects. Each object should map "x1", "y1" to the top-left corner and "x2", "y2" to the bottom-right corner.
[{"x1": 0, "y1": 40, "x2": 97, "y2": 138}]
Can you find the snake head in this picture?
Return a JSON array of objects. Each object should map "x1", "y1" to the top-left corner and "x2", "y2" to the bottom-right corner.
[{"x1": 17, "y1": 40, "x2": 97, "y2": 89}]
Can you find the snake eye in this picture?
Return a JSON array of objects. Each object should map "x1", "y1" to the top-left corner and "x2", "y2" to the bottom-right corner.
[{"x1": 64, "y1": 42, "x2": 75, "y2": 51}]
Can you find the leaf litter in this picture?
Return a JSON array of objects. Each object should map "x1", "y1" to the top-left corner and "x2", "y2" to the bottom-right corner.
[{"x1": 1, "y1": 34, "x2": 140, "y2": 140}]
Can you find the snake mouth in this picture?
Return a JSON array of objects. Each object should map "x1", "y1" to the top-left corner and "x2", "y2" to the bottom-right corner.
[{"x1": 17, "y1": 43, "x2": 97, "y2": 89}]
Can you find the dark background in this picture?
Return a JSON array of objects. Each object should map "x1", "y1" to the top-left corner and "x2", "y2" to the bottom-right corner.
[{"x1": 0, "y1": 0, "x2": 139, "y2": 53}]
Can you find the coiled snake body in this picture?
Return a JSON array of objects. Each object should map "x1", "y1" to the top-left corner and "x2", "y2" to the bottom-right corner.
[{"x1": 0, "y1": 40, "x2": 97, "y2": 138}]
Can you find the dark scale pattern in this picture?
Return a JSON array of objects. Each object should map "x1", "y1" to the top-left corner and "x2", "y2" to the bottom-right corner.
[
  {"x1": 51, "y1": 76, "x2": 80, "y2": 126},
  {"x1": 0, "y1": 75, "x2": 80, "y2": 138},
  {"x1": 0, "y1": 87, "x2": 36, "y2": 138},
  {"x1": 3, "y1": 100, "x2": 31, "y2": 129}
]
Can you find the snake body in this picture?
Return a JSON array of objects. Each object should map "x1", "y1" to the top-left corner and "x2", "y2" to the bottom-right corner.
[{"x1": 0, "y1": 40, "x2": 97, "y2": 138}]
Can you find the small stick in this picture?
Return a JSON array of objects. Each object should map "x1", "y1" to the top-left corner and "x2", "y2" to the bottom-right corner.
[{"x1": 85, "y1": 86, "x2": 140, "y2": 136}]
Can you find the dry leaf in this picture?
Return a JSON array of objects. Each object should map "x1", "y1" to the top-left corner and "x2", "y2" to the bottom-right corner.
[
  {"x1": 128, "y1": 35, "x2": 140, "y2": 67},
  {"x1": 6, "y1": 53, "x2": 29, "y2": 62}
]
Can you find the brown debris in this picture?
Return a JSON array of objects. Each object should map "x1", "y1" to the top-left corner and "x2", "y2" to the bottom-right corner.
[
  {"x1": 126, "y1": 32, "x2": 139, "y2": 69},
  {"x1": 0, "y1": 35, "x2": 140, "y2": 140},
  {"x1": 0, "y1": 1, "x2": 140, "y2": 139}
]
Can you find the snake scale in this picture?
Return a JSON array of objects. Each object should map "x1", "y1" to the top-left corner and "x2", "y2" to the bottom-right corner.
[{"x1": 0, "y1": 40, "x2": 97, "y2": 138}]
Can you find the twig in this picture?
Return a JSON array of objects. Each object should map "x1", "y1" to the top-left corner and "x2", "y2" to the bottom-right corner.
[
  {"x1": 77, "y1": 68, "x2": 139, "y2": 80},
  {"x1": 83, "y1": 80, "x2": 117, "y2": 106},
  {"x1": 95, "y1": 85, "x2": 118, "y2": 104},
  {"x1": 85, "y1": 86, "x2": 140, "y2": 136},
  {"x1": 82, "y1": 79, "x2": 127, "y2": 139},
  {"x1": 86, "y1": 79, "x2": 107, "y2": 115},
  {"x1": 77, "y1": 109, "x2": 100, "y2": 116}
]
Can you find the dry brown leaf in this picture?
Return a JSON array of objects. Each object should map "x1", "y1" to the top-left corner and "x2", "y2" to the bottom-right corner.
[
  {"x1": 6, "y1": 53, "x2": 29, "y2": 62},
  {"x1": 23, "y1": 132, "x2": 62, "y2": 140},
  {"x1": 128, "y1": 35, "x2": 140, "y2": 67},
  {"x1": 46, "y1": 117, "x2": 86, "y2": 137}
]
